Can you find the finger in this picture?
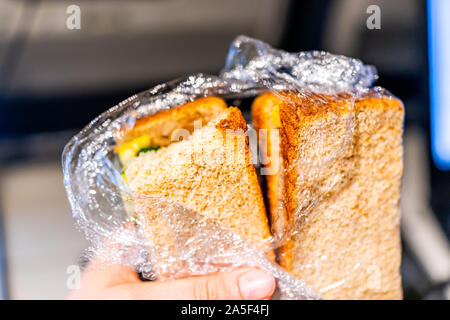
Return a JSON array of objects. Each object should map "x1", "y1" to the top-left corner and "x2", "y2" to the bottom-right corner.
[
  {"x1": 66, "y1": 263, "x2": 140, "y2": 300},
  {"x1": 84, "y1": 263, "x2": 140, "y2": 287},
  {"x1": 116, "y1": 267, "x2": 276, "y2": 300}
]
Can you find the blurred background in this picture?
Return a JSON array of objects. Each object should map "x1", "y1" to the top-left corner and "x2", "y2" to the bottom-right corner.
[{"x1": 0, "y1": 0, "x2": 448, "y2": 299}]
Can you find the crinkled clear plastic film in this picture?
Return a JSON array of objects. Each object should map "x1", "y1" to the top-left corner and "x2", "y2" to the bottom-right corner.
[{"x1": 63, "y1": 36, "x2": 380, "y2": 299}]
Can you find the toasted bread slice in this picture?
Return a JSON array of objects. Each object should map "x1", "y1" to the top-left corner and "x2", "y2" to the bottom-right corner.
[
  {"x1": 252, "y1": 93, "x2": 288, "y2": 239},
  {"x1": 115, "y1": 96, "x2": 227, "y2": 148},
  {"x1": 124, "y1": 105, "x2": 273, "y2": 260},
  {"x1": 252, "y1": 91, "x2": 404, "y2": 299},
  {"x1": 115, "y1": 97, "x2": 227, "y2": 166}
]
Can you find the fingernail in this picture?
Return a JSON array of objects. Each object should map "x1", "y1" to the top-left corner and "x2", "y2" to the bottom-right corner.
[{"x1": 239, "y1": 269, "x2": 276, "y2": 300}]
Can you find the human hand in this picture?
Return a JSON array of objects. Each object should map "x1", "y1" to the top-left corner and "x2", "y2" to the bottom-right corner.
[{"x1": 66, "y1": 260, "x2": 276, "y2": 300}]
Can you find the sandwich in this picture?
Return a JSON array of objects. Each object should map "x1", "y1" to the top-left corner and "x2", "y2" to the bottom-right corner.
[
  {"x1": 252, "y1": 91, "x2": 404, "y2": 299},
  {"x1": 115, "y1": 97, "x2": 273, "y2": 266}
]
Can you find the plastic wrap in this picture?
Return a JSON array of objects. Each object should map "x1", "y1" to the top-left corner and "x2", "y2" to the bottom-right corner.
[{"x1": 63, "y1": 35, "x2": 379, "y2": 299}]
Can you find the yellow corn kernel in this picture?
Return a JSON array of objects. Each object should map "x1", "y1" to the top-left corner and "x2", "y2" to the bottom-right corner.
[{"x1": 116, "y1": 134, "x2": 151, "y2": 165}]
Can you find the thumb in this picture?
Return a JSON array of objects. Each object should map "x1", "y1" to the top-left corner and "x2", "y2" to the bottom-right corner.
[{"x1": 122, "y1": 267, "x2": 276, "y2": 300}]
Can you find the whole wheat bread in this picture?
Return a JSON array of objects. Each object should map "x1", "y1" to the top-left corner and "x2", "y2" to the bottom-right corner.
[
  {"x1": 252, "y1": 91, "x2": 404, "y2": 299},
  {"x1": 115, "y1": 97, "x2": 228, "y2": 147},
  {"x1": 122, "y1": 103, "x2": 272, "y2": 258}
]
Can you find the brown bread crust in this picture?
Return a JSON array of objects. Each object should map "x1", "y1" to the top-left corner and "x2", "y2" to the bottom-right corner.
[
  {"x1": 251, "y1": 93, "x2": 288, "y2": 242},
  {"x1": 115, "y1": 97, "x2": 227, "y2": 146}
]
